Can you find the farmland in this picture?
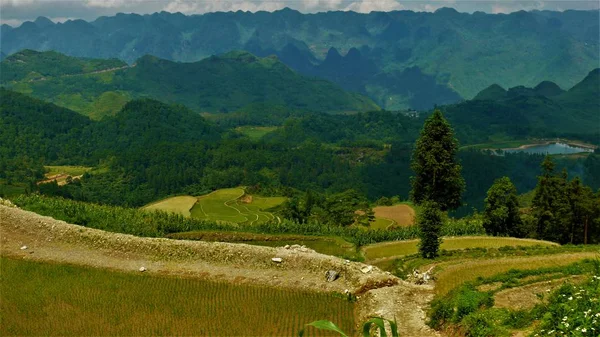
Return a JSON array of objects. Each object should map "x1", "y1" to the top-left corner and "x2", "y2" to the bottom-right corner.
[
  {"x1": 362, "y1": 236, "x2": 558, "y2": 261},
  {"x1": 39, "y1": 165, "x2": 93, "y2": 185},
  {"x1": 142, "y1": 196, "x2": 198, "y2": 217},
  {"x1": 371, "y1": 204, "x2": 416, "y2": 229},
  {"x1": 235, "y1": 126, "x2": 279, "y2": 140},
  {"x1": 143, "y1": 188, "x2": 286, "y2": 225},
  {"x1": 1, "y1": 257, "x2": 355, "y2": 336}
]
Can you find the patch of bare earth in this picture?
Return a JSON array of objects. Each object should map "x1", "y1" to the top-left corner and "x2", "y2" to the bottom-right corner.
[
  {"x1": 494, "y1": 275, "x2": 588, "y2": 310},
  {"x1": 0, "y1": 205, "x2": 439, "y2": 336}
]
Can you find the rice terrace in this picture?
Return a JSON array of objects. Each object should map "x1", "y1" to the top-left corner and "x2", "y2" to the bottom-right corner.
[{"x1": 1, "y1": 2, "x2": 600, "y2": 337}]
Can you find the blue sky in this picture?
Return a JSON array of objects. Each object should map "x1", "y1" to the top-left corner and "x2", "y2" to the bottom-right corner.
[{"x1": 1, "y1": 0, "x2": 599, "y2": 26}]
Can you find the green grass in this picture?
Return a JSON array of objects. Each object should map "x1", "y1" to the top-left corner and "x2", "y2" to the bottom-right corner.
[
  {"x1": 189, "y1": 188, "x2": 285, "y2": 225},
  {"x1": 363, "y1": 236, "x2": 558, "y2": 261},
  {"x1": 0, "y1": 257, "x2": 355, "y2": 336},
  {"x1": 235, "y1": 126, "x2": 279, "y2": 140},
  {"x1": 44, "y1": 165, "x2": 93, "y2": 177},
  {"x1": 142, "y1": 195, "x2": 198, "y2": 217},
  {"x1": 460, "y1": 139, "x2": 539, "y2": 150}
]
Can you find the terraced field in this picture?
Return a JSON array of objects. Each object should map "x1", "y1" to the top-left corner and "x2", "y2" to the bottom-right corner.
[
  {"x1": 363, "y1": 236, "x2": 559, "y2": 261},
  {"x1": 142, "y1": 196, "x2": 198, "y2": 217},
  {"x1": 184, "y1": 188, "x2": 285, "y2": 225},
  {"x1": 1, "y1": 257, "x2": 355, "y2": 336},
  {"x1": 371, "y1": 204, "x2": 416, "y2": 229}
]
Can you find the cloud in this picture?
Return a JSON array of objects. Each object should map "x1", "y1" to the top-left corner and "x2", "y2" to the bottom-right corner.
[{"x1": 345, "y1": 0, "x2": 403, "y2": 13}]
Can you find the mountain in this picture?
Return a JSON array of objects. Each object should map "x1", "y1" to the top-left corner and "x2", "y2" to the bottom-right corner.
[
  {"x1": 445, "y1": 69, "x2": 600, "y2": 144},
  {"x1": 0, "y1": 49, "x2": 126, "y2": 83},
  {"x1": 1, "y1": 50, "x2": 378, "y2": 118},
  {"x1": 1, "y1": 9, "x2": 597, "y2": 110}
]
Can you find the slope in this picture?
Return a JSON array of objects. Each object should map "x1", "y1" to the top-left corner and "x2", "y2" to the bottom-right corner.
[{"x1": 1, "y1": 50, "x2": 379, "y2": 118}]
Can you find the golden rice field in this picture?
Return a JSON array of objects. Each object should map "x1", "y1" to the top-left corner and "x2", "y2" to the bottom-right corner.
[
  {"x1": 142, "y1": 195, "x2": 198, "y2": 217},
  {"x1": 1, "y1": 257, "x2": 355, "y2": 336},
  {"x1": 371, "y1": 204, "x2": 416, "y2": 229},
  {"x1": 433, "y1": 252, "x2": 599, "y2": 295},
  {"x1": 362, "y1": 236, "x2": 559, "y2": 261}
]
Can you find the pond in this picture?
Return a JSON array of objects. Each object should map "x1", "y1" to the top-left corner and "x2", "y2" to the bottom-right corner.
[{"x1": 503, "y1": 142, "x2": 594, "y2": 155}]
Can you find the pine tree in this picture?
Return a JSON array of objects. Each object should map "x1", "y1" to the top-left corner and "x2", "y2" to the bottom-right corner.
[
  {"x1": 483, "y1": 176, "x2": 522, "y2": 236},
  {"x1": 418, "y1": 201, "x2": 444, "y2": 259},
  {"x1": 410, "y1": 109, "x2": 464, "y2": 211}
]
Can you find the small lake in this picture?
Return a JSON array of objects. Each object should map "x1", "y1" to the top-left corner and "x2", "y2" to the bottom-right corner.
[{"x1": 503, "y1": 142, "x2": 594, "y2": 155}]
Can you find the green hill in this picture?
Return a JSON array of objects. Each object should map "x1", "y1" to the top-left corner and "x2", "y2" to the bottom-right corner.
[
  {"x1": 0, "y1": 49, "x2": 126, "y2": 83},
  {"x1": 445, "y1": 69, "x2": 600, "y2": 144},
  {"x1": 1, "y1": 50, "x2": 379, "y2": 119}
]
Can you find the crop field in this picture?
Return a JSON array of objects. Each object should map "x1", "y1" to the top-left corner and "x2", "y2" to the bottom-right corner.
[
  {"x1": 432, "y1": 251, "x2": 599, "y2": 295},
  {"x1": 235, "y1": 126, "x2": 279, "y2": 140},
  {"x1": 1, "y1": 257, "x2": 355, "y2": 336},
  {"x1": 189, "y1": 188, "x2": 285, "y2": 225},
  {"x1": 362, "y1": 236, "x2": 558, "y2": 261},
  {"x1": 372, "y1": 204, "x2": 416, "y2": 229},
  {"x1": 142, "y1": 196, "x2": 198, "y2": 217},
  {"x1": 168, "y1": 231, "x2": 359, "y2": 259}
]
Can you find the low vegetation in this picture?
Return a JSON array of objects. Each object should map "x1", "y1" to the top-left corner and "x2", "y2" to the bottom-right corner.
[
  {"x1": 1, "y1": 257, "x2": 355, "y2": 336},
  {"x1": 428, "y1": 259, "x2": 600, "y2": 336},
  {"x1": 142, "y1": 195, "x2": 198, "y2": 217}
]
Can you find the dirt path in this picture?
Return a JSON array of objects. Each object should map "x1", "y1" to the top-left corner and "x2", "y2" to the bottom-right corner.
[{"x1": 0, "y1": 205, "x2": 439, "y2": 336}]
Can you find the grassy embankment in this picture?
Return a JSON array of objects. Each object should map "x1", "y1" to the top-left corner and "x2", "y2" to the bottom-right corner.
[{"x1": 1, "y1": 257, "x2": 355, "y2": 336}]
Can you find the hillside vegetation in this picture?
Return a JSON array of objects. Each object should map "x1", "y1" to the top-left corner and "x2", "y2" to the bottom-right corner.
[
  {"x1": 1, "y1": 50, "x2": 379, "y2": 118},
  {"x1": 2, "y1": 9, "x2": 598, "y2": 109}
]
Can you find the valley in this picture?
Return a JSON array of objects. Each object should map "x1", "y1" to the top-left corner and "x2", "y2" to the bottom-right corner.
[{"x1": 1, "y1": 4, "x2": 599, "y2": 337}]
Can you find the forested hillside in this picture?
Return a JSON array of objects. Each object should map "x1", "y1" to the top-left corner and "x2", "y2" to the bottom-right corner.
[
  {"x1": 2, "y1": 89, "x2": 598, "y2": 214},
  {"x1": 1, "y1": 50, "x2": 378, "y2": 118},
  {"x1": 1, "y1": 9, "x2": 598, "y2": 110}
]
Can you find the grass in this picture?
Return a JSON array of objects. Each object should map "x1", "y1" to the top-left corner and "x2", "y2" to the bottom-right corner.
[
  {"x1": 0, "y1": 257, "x2": 355, "y2": 336},
  {"x1": 189, "y1": 188, "x2": 285, "y2": 225},
  {"x1": 433, "y1": 251, "x2": 600, "y2": 295},
  {"x1": 142, "y1": 195, "x2": 198, "y2": 217},
  {"x1": 362, "y1": 236, "x2": 558, "y2": 261},
  {"x1": 44, "y1": 165, "x2": 92, "y2": 177},
  {"x1": 167, "y1": 231, "x2": 360, "y2": 260},
  {"x1": 235, "y1": 126, "x2": 279, "y2": 140}
]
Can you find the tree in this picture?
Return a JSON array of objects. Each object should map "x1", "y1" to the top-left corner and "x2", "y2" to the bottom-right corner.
[
  {"x1": 483, "y1": 177, "x2": 522, "y2": 236},
  {"x1": 323, "y1": 190, "x2": 374, "y2": 227},
  {"x1": 566, "y1": 177, "x2": 596, "y2": 244},
  {"x1": 531, "y1": 157, "x2": 572, "y2": 243},
  {"x1": 418, "y1": 201, "x2": 444, "y2": 259},
  {"x1": 410, "y1": 109, "x2": 464, "y2": 211}
]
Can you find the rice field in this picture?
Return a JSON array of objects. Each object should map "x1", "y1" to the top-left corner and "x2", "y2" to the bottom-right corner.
[
  {"x1": 372, "y1": 204, "x2": 416, "y2": 229},
  {"x1": 1, "y1": 257, "x2": 355, "y2": 336},
  {"x1": 142, "y1": 195, "x2": 198, "y2": 217},
  {"x1": 362, "y1": 236, "x2": 559, "y2": 261},
  {"x1": 433, "y1": 252, "x2": 599, "y2": 295},
  {"x1": 189, "y1": 188, "x2": 285, "y2": 225},
  {"x1": 235, "y1": 126, "x2": 279, "y2": 140}
]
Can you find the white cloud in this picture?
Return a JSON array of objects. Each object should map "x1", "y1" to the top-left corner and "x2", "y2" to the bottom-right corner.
[
  {"x1": 345, "y1": 0, "x2": 403, "y2": 13},
  {"x1": 303, "y1": 0, "x2": 343, "y2": 11},
  {"x1": 0, "y1": 0, "x2": 36, "y2": 6}
]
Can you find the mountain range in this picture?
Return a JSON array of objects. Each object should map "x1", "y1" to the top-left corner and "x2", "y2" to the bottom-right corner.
[
  {"x1": 1, "y1": 49, "x2": 378, "y2": 119},
  {"x1": 1, "y1": 8, "x2": 598, "y2": 110}
]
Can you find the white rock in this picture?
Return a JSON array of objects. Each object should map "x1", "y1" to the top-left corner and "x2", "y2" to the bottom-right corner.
[
  {"x1": 344, "y1": 289, "x2": 350, "y2": 294},
  {"x1": 271, "y1": 257, "x2": 283, "y2": 263},
  {"x1": 360, "y1": 265, "x2": 373, "y2": 274},
  {"x1": 284, "y1": 245, "x2": 290, "y2": 249},
  {"x1": 139, "y1": 266, "x2": 146, "y2": 272},
  {"x1": 344, "y1": 259, "x2": 350, "y2": 264},
  {"x1": 20, "y1": 245, "x2": 27, "y2": 250}
]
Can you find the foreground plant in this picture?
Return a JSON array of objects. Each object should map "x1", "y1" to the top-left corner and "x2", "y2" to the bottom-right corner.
[{"x1": 299, "y1": 317, "x2": 398, "y2": 337}]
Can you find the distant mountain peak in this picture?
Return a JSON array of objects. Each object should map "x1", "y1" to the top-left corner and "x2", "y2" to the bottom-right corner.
[
  {"x1": 34, "y1": 16, "x2": 54, "y2": 28},
  {"x1": 473, "y1": 84, "x2": 507, "y2": 101},
  {"x1": 534, "y1": 81, "x2": 564, "y2": 97}
]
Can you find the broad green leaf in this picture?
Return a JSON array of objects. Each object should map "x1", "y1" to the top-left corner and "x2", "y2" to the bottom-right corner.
[{"x1": 299, "y1": 320, "x2": 348, "y2": 337}]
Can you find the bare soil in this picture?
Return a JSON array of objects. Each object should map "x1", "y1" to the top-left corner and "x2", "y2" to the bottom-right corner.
[{"x1": 0, "y1": 205, "x2": 439, "y2": 336}]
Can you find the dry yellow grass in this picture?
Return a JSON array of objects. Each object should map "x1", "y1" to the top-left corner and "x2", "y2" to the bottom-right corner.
[
  {"x1": 373, "y1": 204, "x2": 415, "y2": 227},
  {"x1": 142, "y1": 196, "x2": 198, "y2": 217},
  {"x1": 433, "y1": 252, "x2": 599, "y2": 295},
  {"x1": 363, "y1": 236, "x2": 558, "y2": 261}
]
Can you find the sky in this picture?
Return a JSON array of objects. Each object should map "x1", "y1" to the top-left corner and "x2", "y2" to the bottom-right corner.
[{"x1": 1, "y1": 0, "x2": 599, "y2": 26}]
